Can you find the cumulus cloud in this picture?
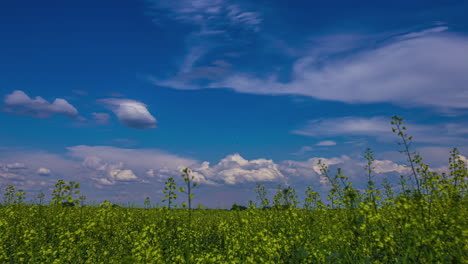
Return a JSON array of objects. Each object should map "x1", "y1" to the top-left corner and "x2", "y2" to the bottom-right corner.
[
  {"x1": 37, "y1": 168, "x2": 51, "y2": 176},
  {"x1": 2, "y1": 144, "x2": 454, "y2": 207},
  {"x1": 67, "y1": 145, "x2": 199, "y2": 185},
  {"x1": 109, "y1": 169, "x2": 138, "y2": 181},
  {"x1": 372, "y1": 160, "x2": 410, "y2": 174},
  {"x1": 99, "y1": 99, "x2": 157, "y2": 129},
  {"x1": 74, "y1": 147, "x2": 217, "y2": 185},
  {"x1": 278, "y1": 155, "x2": 414, "y2": 189},
  {"x1": 4, "y1": 90, "x2": 78, "y2": 118},
  {"x1": 192, "y1": 153, "x2": 286, "y2": 185},
  {"x1": 280, "y1": 156, "x2": 349, "y2": 178},
  {"x1": 316, "y1": 140, "x2": 337, "y2": 146}
]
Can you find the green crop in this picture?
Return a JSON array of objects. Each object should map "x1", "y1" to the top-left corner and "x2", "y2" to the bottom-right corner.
[{"x1": 0, "y1": 116, "x2": 466, "y2": 263}]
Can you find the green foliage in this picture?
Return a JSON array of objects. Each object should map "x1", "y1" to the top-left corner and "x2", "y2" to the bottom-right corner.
[
  {"x1": 0, "y1": 116, "x2": 466, "y2": 263},
  {"x1": 51, "y1": 180, "x2": 81, "y2": 206},
  {"x1": 272, "y1": 184, "x2": 300, "y2": 209},
  {"x1": 144, "y1": 197, "x2": 151, "y2": 209},
  {"x1": 162, "y1": 177, "x2": 177, "y2": 209},
  {"x1": 180, "y1": 168, "x2": 198, "y2": 211},
  {"x1": 254, "y1": 183, "x2": 270, "y2": 208},
  {"x1": 2, "y1": 185, "x2": 26, "y2": 206},
  {"x1": 304, "y1": 186, "x2": 324, "y2": 210},
  {"x1": 230, "y1": 203, "x2": 248, "y2": 211},
  {"x1": 36, "y1": 191, "x2": 46, "y2": 206}
]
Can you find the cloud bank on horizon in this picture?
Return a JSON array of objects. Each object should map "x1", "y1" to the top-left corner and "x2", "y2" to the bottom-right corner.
[{"x1": 4, "y1": 145, "x2": 462, "y2": 204}]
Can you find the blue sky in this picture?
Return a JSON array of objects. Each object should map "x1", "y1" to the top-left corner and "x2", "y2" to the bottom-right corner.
[{"x1": 1, "y1": 0, "x2": 467, "y2": 207}]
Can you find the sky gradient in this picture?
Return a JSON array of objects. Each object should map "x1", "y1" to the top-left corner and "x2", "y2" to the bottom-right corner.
[{"x1": 1, "y1": 0, "x2": 467, "y2": 208}]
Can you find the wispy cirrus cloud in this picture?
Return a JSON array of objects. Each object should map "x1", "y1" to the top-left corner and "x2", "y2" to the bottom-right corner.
[
  {"x1": 214, "y1": 29, "x2": 468, "y2": 110},
  {"x1": 3, "y1": 90, "x2": 78, "y2": 118},
  {"x1": 147, "y1": 0, "x2": 262, "y2": 89},
  {"x1": 157, "y1": 27, "x2": 468, "y2": 112},
  {"x1": 146, "y1": 0, "x2": 262, "y2": 33},
  {"x1": 99, "y1": 98, "x2": 157, "y2": 130},
  {"x1": 293, "y1": 116, "x2": 468, "y2": 145}
]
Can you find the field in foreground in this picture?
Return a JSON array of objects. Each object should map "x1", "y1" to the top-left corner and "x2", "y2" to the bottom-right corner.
[{"x1": 0, "y1": 195, "x2": 466, "y2": 264}]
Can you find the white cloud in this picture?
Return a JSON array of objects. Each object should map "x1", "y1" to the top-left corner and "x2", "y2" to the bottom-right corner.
[
  {"x1": 281, "y1": 156, "x2": 349, "y2": 177},
  {"x1": 99, "y1": 99, "x2": 157, "y2": 129},
  {"x1": 192, "y1": 153, "x2": 286, "y2": 185},
  {"x1": 68, "y1": 146, "x2": 196, "y2": 171},
  {"x1": 293, "y1": 116, "x2": 393, "y2": 139},
  {"x1": 68, "y1": 145, "x2": 198, "y2": 186},
  {"x1": 81, "y1": 156, "x2": 138, "y2": 185},
  {"x1": 0, "y1": 172, "x2": 24, "y2": 180},
  {"x1": 146, "y1": 0, "x2": 262, "y2": 95},
  {"x1": 279, "y1": 155, "x2": 414, "y2": 189},
  {"x1": 380, "y1": 146, "x2": 468, "y2": 167},
  {"x1": 293, "y1": 116, "x2": 468, "y2": 145},
  {"x1": 398, "y1": 26, "x2": 448, "y2": 40},
  {"x1": 180, "y1": 46, "x2": 207, "y2": 73},
  {"x1": 4, "y1": 90, "x2": 78, "y2": 118},
  {"x1": 316, "y1": 140, "x2": 337, "y2": 146},
  {"x1": 2, "y1": 145, "x2": 455, "y2": 206},
  {"x1": 372, "y1": 160, "x2": 410, "y2": 174},
  {"x1": 202, "y1": 29, "x2": 468, "y2": 111},
  {"x1": 4, "y1": 163, "x2": 27, "y2": 170},
  {"x1": 145, "y1": 169, "x2": 156, "y2": 177},
  {"x1": 37, "y1": 168, "x2": 51, "y2": 176},
  {"x1": 109, "y1": 169, "x2": 138, "y2": 181},
  {"x1": 82, "y1": 156, "x2": 109, "y2": 171},
  {"x1": 69, "y1": 146, "x2": 215, "y2": 185},
  {"x1": 226, "y1": 4, "x2": 262, "y2": 29}
]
